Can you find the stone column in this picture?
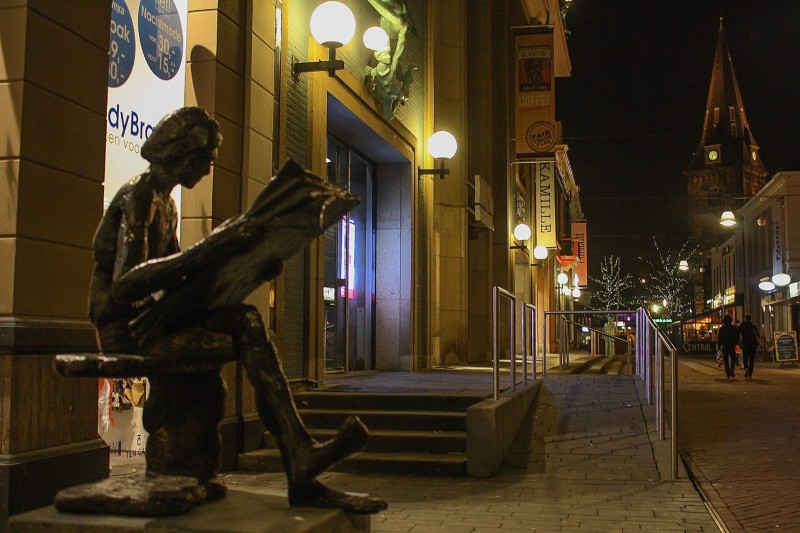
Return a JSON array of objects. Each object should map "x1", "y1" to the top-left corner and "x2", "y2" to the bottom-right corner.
[{"x1": 0, "y1": 1, "x2": 112, "y2": 523}]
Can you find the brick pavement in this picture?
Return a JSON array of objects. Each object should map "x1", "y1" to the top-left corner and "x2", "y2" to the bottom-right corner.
[
  {"x1": 678, "y1": 354, "x2": 800, "y2": 532},
  {"x1": 223, "y1": 374, "x2": 719, "y2": 532}
]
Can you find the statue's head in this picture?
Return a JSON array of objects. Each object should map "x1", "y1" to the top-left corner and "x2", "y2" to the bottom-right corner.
[
  {"x1": 141, "y1": 107, "x2": 222, "y2": 165},
  {"x1": 141, "y1": 107, "x2": 223, "y2": 188}
]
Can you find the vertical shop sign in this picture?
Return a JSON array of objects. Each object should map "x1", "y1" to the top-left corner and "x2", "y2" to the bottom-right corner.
[
  {"x1": 535, "y1": 162, "x2": 556, "y2": 248},
  {"x1": 514, "y1": 26, "x2": 555, "y2": 159},
  {"x1": 105, "y1": 0, "x2": 188, "y2": 204},
  {"x1": 571, "y1": 221, "x2": 587, "y2": 286},
  {"x1": 772, "y1": 201, "x2": 784, "y2": 275}
]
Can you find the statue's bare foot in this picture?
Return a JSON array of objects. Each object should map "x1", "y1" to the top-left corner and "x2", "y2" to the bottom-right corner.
[
  {"x1": 288, "y1": 479, "x2": 387, "y2": 514},
  {"x1": 292, "y1": 415, "x2": 368, "y2": 482}
]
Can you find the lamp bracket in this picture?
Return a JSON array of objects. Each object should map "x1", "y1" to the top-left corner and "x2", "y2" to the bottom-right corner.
[
  {"x1": 292, "y1": 49, "x2": 343, "y2": 78},
  {"x1": 418, "y1": 159, "x2": 450, "y2": 178}
]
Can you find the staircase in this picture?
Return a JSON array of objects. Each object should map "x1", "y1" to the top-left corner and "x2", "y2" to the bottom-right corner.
[{"x1": 237, "y1": 390, "x2": 486, "y2": 476}]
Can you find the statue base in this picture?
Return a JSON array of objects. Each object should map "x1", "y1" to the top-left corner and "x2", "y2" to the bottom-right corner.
[{"x1": 10, "y1": 485, "x2": 370, "y2": 532}]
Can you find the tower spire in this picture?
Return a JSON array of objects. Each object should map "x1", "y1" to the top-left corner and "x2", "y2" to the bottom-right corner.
[{"x1": 685, "y1": 17, "x2": 769, "y2": 248}]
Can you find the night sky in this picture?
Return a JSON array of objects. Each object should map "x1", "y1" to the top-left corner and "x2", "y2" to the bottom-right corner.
[{"x1": 555, "y1": 0, "x2": 800, "y2": 282}]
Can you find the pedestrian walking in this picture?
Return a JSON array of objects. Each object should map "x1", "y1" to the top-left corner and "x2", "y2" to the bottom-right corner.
[
  {"x1": 717, "y1": 315, "x2": 740, "y2": 379},
  {"x1": 739, "y1": 313, "x2": 761, "y2": 379}
]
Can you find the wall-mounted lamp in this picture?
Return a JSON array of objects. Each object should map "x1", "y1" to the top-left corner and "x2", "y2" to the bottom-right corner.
[
  {"x1": 293, "y1": 2, "x2": 355, "y2": 77},
  {"x1": 363, "y1": 26, "x2": 389, "y2": 52},
  {"x1": 678, "y1": 259, "x2": 689, "y2": 271},
  {"x1": 772, "y1": 272, "x2": 791, "y2": 287},
  {"x1": 758, "y1": 277, "x2": 776, "y2": 292},
  {"x1": 533, "y1": 245, "x2": 548, "y2": 260},
  {"x1": 557, "y1": 272, "x2": 569, "y2": 286},
  {"x1": 419, "y1": 131, "x2": 457, "y2": 178},
  {"x1": 561, "y1": 285, "x2": 571, "y2": 296},
  {"x1": 513, "y1": 221, "x2": 531, "y2": 242},
  {"x1": 719, "y1": 210, "x2": 737, "y2": 227},
  {"x1": 571, "y1": 287, "x2": 581, "y2": 298}
]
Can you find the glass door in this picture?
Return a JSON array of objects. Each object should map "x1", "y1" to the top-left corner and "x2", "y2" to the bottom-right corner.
[{"x1": 324, "y1": 136, "x2": 376, "y2": 372}]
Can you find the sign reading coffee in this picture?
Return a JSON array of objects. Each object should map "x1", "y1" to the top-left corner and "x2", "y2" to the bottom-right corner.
[{"x1": 514, "y1": 26, "x2": 555, "y2": 159}]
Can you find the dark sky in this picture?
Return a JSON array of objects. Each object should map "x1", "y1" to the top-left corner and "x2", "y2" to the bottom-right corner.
[{"x1": 555, "y1": 0, "x2": 800, "y2": 280}]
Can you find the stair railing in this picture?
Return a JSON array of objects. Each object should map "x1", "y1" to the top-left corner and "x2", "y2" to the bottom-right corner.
[{"x1": 492, "y1": 286, "x2": 517, "y2": 400}]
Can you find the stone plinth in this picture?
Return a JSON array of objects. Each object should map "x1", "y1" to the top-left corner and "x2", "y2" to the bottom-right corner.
[{"x1": 8, "y1": 486, "x2": 370, "y2": 532}]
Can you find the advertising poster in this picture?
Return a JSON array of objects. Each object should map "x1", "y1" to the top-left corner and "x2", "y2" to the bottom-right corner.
[
  {"x1": 571, "y1": 221, "x2": 587, "y2": 286},
  {"x1": 105, "y1": 0, "x2": 188, "y2": 205},
  {"x1": 101, "y1": 0, "x2": 188, "y2": 459},
  {"x1": 514, "y1": 27, "x2": 555, "y2": 159},
  {"x1": 535, "y1": 161, "x2": 556, "y2": 249}
]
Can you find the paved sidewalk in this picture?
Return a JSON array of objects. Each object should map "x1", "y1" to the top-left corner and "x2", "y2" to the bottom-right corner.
[
  {"x1": 223, "y1": 371, "x2": 719, "y2": 532},
  {"x1": 678, "y1": 354, "x2": 800, "y2": 532}
]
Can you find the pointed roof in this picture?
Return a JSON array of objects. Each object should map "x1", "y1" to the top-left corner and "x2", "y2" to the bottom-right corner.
[{"x1": 685, "y1": 18, "x2": 766, "y2": 175}]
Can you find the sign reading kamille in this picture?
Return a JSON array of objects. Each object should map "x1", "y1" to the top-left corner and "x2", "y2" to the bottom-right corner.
[
  {"x1": 514, "y1": 27, "x2": 555, "y2": 158},
  {"x1": 535, "y1": 162, "x2": 556, "y2": 248}
]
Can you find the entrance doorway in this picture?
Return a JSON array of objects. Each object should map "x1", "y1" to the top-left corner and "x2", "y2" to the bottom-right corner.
[{"x1": 324, "y1": 135, "x2": 376, "y2": 372}]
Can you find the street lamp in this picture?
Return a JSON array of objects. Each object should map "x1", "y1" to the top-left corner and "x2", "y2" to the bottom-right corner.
[
  {"x1": 513, "y1": 221, "x2": 532, "y2": 242},
  {"x1": 772, "y1": 272, "x2": 791, "y2": 287},
  {"x1": 419, "y1": 131, "x2": 457, "y2": 178},
  {"x1": 758, "y1": 277, "x2": 776, "y2": 292},
  {"x1": 719, "y1": 210, "x2": 736, "y2": 226},
  {"x1": 293, "y1": 2, "x2": 355, "y2": 77}
]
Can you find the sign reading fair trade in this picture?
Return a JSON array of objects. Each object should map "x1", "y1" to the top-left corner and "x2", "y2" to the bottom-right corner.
[
  {"x1": 104, "y1": 0, "x2": 188, "y2": 206},
  {"x1": 514, "y1": 26, "x2": 555, "y2": 158}
]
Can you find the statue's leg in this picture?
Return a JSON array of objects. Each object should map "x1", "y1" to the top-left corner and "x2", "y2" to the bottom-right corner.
[
  {"x1": 143, "y1": 371, "x2": 227, "y2": 500},
  {"x1": 227, "y1": 306, "x2": 368, "y2": 484}
]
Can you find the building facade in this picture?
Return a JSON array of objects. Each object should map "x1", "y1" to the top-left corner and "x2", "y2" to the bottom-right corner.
[{"x1": 0, "y1": 0, "x2": 583, "y2": 520}]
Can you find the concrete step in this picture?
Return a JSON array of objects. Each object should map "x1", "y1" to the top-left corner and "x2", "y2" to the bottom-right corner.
[
  {"x1": 294, "y1": 391, "x2": 484, "y2": 412},
  {"x1": 297, "y1": 408, "x2": 467, "y2": 432},
  {"x1": 238, "y1": 448, "x2": 467, "y2": 477},
  {"x1": 262, "y1": 428, "x2": 467, "y2": 454}
]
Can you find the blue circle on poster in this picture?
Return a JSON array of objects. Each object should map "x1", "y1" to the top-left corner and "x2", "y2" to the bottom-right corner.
[
  {"x1": 138, "y1": 0, "x2": 184, "y2": 81},
  {"x1": 108, "y1": 0, "x2": 136, "y2": 87}
]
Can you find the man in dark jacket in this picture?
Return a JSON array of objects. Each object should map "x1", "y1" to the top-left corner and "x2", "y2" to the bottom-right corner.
[
  {"x1": 739, "y1": 314, "x2": 761, "y2": 379},
  {"x1": 717, "y1": 315, "x2": 740, "y2": 379}
]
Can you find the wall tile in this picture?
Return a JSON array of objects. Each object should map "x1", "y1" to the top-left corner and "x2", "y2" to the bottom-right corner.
[
  {"x1": 17, "y1": 161, "x2": 101, "y2": 248},
  {"x1": 25, "y1": 11, "x2": 107, "y2": 112},
  {"x1": 20, "y1": 83, "x2": 106, "y2": 181},
  {"x1": 0, "y1": 6, "x2": 26, "y2": 80},
  {"x1": 29, "y1": 0, "x2": 110, "y2": 49},
  {"x1": 0, "y1": 238, "x2": 15, "y2": 315},
  {"x1": 249, "y1": 81, "x2": 274, "y2": 140},
  {"x1": 13, "y1": 238, "x2": 94, "y2": 318},
  {"x1": 0, "y1": 81, "x2": 23, "y2": 157},
  {"x1": 0, "y1": 160, "x2": 19, "y2": 235}
]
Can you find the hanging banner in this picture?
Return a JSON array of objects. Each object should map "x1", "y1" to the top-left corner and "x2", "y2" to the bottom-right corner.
[
  {"x1": 513, "y1": 26, "x2": 555, "y2": 159},
  {"x1": 105, "y1": 0, "x2": 188, "y2": 205},
  {"x1": 535, "y1": 161, "x2": 556, "y2": 248},
  {"x1": 571, "y1": 221, "x2": 587, "y2": 286}
]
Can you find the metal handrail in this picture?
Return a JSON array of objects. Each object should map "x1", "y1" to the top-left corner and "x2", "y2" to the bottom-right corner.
[
  {"x1": 638, "y1": 307, "x2": 678, "y2": 479},
  {"x1": 521, "y1": 302, "x2": 536, "y2": 382},
  {"x1": 492, "y1": 286, "x2": 516, "y2": 401},
  {"x1": 540, "y1": 307, "x2": 678, "y2": 480}
]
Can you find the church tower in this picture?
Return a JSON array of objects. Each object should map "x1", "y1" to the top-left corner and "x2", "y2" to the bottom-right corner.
[{"x1": 685, "y1": 18, "x2": 769, "y2": 248}]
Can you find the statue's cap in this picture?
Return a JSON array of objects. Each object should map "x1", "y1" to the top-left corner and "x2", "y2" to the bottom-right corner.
[{"x1": 141, "y1": 107, "x2": 222, "y2": 163}]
